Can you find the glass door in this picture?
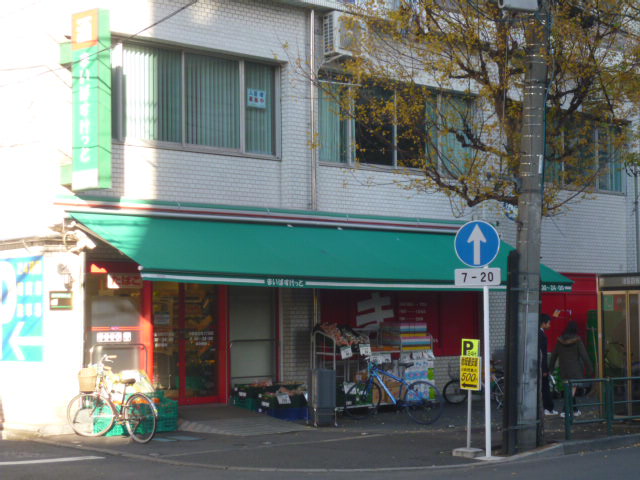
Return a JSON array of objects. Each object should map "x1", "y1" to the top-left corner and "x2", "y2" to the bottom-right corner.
[
  {"x1": 630, "y1": 294, "x2": 640, "y2": 413},
  {"x1": 153, "y1": 282, "x2": 228, "y2": 404},
  {"x1": 602, "y1": 293, "x2": 630, "y2": 415}
]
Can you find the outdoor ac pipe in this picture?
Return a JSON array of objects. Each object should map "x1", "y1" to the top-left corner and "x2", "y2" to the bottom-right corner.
[{"x1": 310, "y1": 8, "x2": 318, "y2": 211}]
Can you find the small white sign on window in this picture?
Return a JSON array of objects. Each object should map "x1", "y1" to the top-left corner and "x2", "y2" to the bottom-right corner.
[
  {"x1": 359, "y1": 344, "x2": 371, "y2": 356},
  {"x1": 340, "y1": 346, "x2": 353, "y2": 359},
  {"x1": 247, "y1": 88, "x2": 267, "y2": 109}
]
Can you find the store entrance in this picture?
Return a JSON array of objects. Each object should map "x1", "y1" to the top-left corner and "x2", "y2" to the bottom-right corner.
[
  {"x1": 153, "y1": 282, "x2": 228, "y2": 404},
  {"x1": 601, "y1": 291, "x2": 640, "y2": 415}
]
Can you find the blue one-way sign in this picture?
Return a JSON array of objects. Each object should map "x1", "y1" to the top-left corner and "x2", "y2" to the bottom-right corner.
[{"x1": 454, "y1": 221, "x2": 501, "y2": 267}]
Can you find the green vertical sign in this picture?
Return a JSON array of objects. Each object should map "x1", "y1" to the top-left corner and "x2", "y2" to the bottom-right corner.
[{"x1": 71, "y1": 9, "x2": 111, "y2": 190}]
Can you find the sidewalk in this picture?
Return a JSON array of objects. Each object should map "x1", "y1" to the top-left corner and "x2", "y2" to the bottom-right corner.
[{"x1": 34, "y1": 400, "x2": 640, "y2": 472}]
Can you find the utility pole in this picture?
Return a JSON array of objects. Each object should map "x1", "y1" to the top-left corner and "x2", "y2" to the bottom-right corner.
[{"x1": 514, "y1": 1, "x2": 548, "y2": 450}]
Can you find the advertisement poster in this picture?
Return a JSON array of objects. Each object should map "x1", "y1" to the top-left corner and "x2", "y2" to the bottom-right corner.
[{"x1": 0, "y1": 256, "x2": 45, "y2": 361}]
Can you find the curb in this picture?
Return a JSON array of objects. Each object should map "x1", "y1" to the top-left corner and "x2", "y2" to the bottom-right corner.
[{"x1": 497, "y1": 433, "x2": 640, "y2": 463}]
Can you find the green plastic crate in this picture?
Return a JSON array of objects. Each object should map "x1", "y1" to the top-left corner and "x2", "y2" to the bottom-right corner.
[
  {"x1": 95, "y1": 392, "x2": 176, "y2": 436},
  {"x1": 231, "y1": 395, "x2": 260, "y2": 411}
]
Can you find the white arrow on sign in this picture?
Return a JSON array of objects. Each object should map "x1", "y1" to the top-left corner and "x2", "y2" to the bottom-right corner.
[
  {"x1": 8, "y1": 321, "x2": 43, "y2": 361},
  {"x1": 467, "y1": 225, "x2": 487, "y2": 265}
]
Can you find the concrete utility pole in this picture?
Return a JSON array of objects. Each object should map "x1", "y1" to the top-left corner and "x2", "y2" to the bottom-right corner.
[{"x1": 514, "y1": 2, "x2": 548, "y2": 450}]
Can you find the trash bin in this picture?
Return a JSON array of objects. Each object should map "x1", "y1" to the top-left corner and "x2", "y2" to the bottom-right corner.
[{"x1": 308, "y1": 368, "x2": 336, "y2": 427}]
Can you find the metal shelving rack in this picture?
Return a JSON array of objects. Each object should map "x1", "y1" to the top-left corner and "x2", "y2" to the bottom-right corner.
[{"x1": 311, "y1": 329, "x2": 367, "y2": 386}]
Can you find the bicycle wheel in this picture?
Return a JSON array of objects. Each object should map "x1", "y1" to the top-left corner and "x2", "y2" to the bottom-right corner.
[
  {"x1": 492, "y1": 376, "x2": 505, "y2": 409},
  {"x1": 403, "y1": 381, "x2": 444, "y2": 425},
  {"x1": 443, "y1": 379, "x2": 468, "y2": 404},
  {"x1": 67, "y1": 393, "x2": 115, "y2": 437},
  {"x1": 124, "y1": 393, "x2": 158, "y2": 443},
  {"x1": 344, "y1": 380, "x2": 381, "y2": 419}
]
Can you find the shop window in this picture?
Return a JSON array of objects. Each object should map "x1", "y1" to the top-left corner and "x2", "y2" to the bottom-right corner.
[
  {"x1": 84, "y1": 262, "x2": 147, "y2": 374},
  {"x1": 112, "y1": 43, "x2": 277, "y2": 156}
]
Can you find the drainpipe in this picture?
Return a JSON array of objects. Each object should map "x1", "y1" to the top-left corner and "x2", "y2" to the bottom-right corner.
[
  {"x1": 635, "y1": 175, "x2": 640, "y2": 271},
  {"x1": 309, "y1": 8, "x2": 320, "y2": 354},
  {"x1": 310, "y1": 8, "x2": 318, "y2": 211}
]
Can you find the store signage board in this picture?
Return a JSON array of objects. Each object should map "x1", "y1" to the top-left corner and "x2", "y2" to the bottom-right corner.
[
  {"x1": 455, "y1": 268, "x2": 501, "y2": 286},
  {"x1": 70, "y1": 9, "x2": 112, "y2": 191},
  {"x1": 454, "y1": 221, "x2": 501, "y2": 267},
  {"x1": 460, "y1": 356, "x2": 482, "y2": 391}
]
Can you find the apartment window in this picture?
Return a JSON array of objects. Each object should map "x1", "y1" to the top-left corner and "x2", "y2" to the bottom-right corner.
[
  {"x1": 318, "y1": 84, "x2": 352, "y2": 163},
  {"x1": 319, "y1": 82, "x2": 473, "y2": 169},
  {"x1": 428, "y1": 94, "x2": 474, "y2": 176},
  {"x1": 113, "y1": 43, "x2": 277, "y2": 156},
  {"x1": 545, "y1": 115, "x2": 623, "y2": 193}
]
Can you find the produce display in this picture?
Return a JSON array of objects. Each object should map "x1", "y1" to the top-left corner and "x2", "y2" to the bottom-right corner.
[
  {"x1": 231, "y1": 382, "x2": 308, "y2": 420},
  {"x1": 315, "y1": 323, "x2": 370, "y2": 346}
]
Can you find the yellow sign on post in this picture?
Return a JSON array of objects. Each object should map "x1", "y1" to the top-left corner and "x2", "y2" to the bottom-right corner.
[
  {"x1": 460, "y1": 338, "x2": 481, "y2": 391},
  {"x1": 460, "y1": 355, "x2": 482, "y2": 390}
]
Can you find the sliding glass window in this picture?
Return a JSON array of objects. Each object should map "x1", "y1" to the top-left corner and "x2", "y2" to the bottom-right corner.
[{"x1": 114, "y1": 43, "x2": 277, "y2": 156}]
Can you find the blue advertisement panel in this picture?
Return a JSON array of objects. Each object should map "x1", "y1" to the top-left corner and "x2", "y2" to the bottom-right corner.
[{"x1": 0, "y1": 256, "x2": 45, "y2": 362}]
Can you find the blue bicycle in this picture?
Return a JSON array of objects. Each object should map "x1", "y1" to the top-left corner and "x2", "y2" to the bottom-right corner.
[{"x1": 343, "y1": 359, "x2": 443, "y2": 424}]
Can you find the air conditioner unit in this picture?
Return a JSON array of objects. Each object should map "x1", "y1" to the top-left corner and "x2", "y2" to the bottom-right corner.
[{"x1": 323, "y1": 11, "x2": 355, "y2": 59}]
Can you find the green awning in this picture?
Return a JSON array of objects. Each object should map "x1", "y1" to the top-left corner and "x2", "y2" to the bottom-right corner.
[{"x1": 70, "y1": 211, "x2": 572, "y2": 291}]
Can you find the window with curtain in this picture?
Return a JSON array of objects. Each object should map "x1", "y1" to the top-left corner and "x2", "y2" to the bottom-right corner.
[
  {"x1": 435, "y1": 94, "x2": 474, "y2": 176},
  {"x1": 121, "y1": 44, "x2": 182, "y2": 142},
  {"x1": 185, "y1": 54, "x2": 239, "y2": 149},
  {"x1": 546, "y1": 114, "x2": 624, "y2": 193},
  {"x1": 114, "y1": 43, "x2": 278, "y2": 156},
  {"x1": 597, "y1": 126, "x2": 623, "y2": 192},
  {"x1": 318, "y1": 81, "x2": 474, "y2": 169},
  {"x1": 245, "y1": 62, "x2": 275, "y2": 155},
  {"x1": 318, "y1": 84, "x2": 351, "y2": 163}
]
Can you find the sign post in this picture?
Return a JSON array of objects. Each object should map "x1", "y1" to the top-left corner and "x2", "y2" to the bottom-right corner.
[
  {"x1": 461, "y1": 339, "x2": 481, "y2": 454},
  {"x1": 453, "y1": 221, "x2": 501, "y2": 460}
]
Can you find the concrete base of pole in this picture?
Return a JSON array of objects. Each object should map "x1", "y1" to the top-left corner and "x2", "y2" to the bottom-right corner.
[
  {"x1": 452, "y1": 447, "x2": 484, "y2": 458},
  {"x1": 477, "y1": 455, "x2": 501, "y2": 461}
]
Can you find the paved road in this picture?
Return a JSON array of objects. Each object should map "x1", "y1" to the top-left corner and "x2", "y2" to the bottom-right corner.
[{"x1": 1, "y1": 436, "x2": 639, "y2": 480}]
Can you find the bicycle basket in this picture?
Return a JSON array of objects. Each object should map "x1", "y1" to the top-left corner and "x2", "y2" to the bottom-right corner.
[{"x1": 78, "y1": 367, "x2": 98, "y2": 392}]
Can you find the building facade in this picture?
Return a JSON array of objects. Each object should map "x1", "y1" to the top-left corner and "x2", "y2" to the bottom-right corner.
[{"x1": 0, "y1": 0, "x2": 633, "y2": 433}]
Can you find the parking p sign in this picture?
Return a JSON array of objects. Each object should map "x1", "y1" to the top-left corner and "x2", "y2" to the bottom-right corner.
[{"x1": 460, "y1": 338, "x2": 481, "y2": 391}]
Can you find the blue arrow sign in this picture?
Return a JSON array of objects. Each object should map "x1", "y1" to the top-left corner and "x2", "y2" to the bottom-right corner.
[
  {"x1": 0, "y1": 256, "x2": 44, "y2": 362},
  {"x1": 454, "y1": 221, "x2": 501, "y2": 267}
]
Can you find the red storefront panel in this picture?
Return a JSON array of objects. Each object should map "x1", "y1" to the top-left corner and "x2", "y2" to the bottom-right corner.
[
  {"x1": 542, "y1": 273, "x2": 597, "y2": 352},
  {"x1": 320, "y1": 290, "x2": 480, "y2": 356}
]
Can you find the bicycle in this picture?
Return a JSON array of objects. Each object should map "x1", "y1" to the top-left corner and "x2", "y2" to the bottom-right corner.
[
  {"x1": 342, "y1": 358, "x2": 443, "y2": 425},
  {"x1": 443, "y1": 359, "x2": 505, "y2": 408},
  {"x1": 67, "y1": 354, "x2": 158, "y2": 444}
]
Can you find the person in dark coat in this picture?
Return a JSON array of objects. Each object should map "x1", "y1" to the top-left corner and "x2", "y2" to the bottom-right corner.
[
  {"x1": 539, "y1": 314, "x2": 557, "y2": 415},
  {"x1": 549, "y1": 321, "x2": 593, "y2": 417}
]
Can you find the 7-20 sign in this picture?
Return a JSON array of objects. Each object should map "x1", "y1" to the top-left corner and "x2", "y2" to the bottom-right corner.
[{"x1": 454, "y1": 267, "x2": 501, "y2": 286}]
